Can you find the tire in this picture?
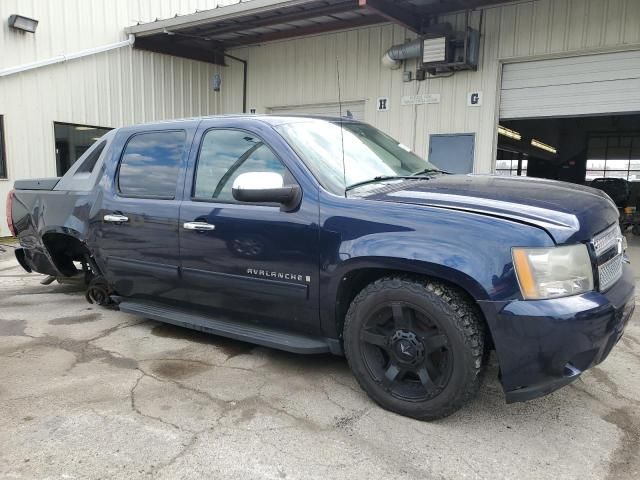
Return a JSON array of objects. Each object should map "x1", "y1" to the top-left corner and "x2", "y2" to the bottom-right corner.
[{"x1": 343, "y1": 276, "x2": 485, "y2": 420}]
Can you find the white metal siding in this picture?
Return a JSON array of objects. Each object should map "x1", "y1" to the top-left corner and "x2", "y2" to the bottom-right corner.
[
  {"x1": 269, "y1": 101, "x2": 366, "y2": 120},
  {"x1": 500, "y1": 50, "x2": 640, "y2": 119},
  {"x1": 215, "y1": 0, "x2": 640, "y2": 182},
  {"x1": 0, "y1": 0, "x2": 235, "y2": 70},
  {"x1": 0, "y1": 0, "x2": 232, "y2": 235}
]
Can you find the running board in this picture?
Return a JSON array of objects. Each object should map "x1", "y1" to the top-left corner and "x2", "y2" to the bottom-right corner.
[{"x1": 118, "y1": 301, "x2": 336, "y2": 355}]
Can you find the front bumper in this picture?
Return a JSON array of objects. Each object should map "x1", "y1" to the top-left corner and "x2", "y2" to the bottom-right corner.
[{"x1": 480, "y1": 263, "x2": 635, "y2": 403}]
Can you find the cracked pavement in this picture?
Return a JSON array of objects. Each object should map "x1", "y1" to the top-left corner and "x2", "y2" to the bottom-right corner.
[{"x1": 1, "y1": 240, "x2": 639, "y2": 480}]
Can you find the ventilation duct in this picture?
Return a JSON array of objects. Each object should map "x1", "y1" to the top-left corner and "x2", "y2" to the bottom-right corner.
[{"x1": 381, "y1": 38, "x2": 422, "y2": 69}]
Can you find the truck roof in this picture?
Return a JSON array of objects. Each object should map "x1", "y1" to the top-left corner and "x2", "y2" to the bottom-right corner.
[{"x1": 124, "y1": 114, "x2": 362, "y2": 129}]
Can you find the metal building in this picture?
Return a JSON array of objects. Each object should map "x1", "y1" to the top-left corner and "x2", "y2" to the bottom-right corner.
[{"x1": 2, "y1": 0, "x2": 640, "y2": 236}]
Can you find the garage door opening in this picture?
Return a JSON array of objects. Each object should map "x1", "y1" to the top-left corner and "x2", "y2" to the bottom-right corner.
[
  {"x1": 496, "y1": 49, "x2": 640, "y2": 206},
  {"x1": 496, "y1": 113, "x2": 640, "y2": 204}
]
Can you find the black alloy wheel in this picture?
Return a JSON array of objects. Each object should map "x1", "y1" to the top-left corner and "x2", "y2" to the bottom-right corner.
[
  {"x1": 344, "y1": 276, "x2": 485, "y2": 420},
  {"x1": 359, "y1": 301, "x2": 453, "y2": 402}
]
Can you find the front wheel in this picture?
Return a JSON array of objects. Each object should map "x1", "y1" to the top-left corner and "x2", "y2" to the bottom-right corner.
[{"x1": 343, "y1": 277, "x2": 485, "y2": 420}]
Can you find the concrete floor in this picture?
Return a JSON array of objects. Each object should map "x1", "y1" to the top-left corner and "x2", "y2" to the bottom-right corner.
[{"x1": 0, "y1": 240, "x2": 639, "y2": 480}]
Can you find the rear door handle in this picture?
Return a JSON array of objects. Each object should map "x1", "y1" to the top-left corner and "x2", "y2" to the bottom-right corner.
[
  {"x1": 183, "y1": 222, "x2": 215, "y2": 231},
  {"x1": 104, "y1": 214, "x2": 129, "y2": 223}
]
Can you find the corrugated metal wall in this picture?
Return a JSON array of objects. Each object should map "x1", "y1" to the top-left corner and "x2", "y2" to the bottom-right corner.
[
  {"x1": 2, "y1": 0, "x2": 640, "y2": 236},
  {"x1": 0, "y1": 0, "x2": 242, "y2": 69},
  {"x1": 222, "y1": 0, "x2": 640, "y2": 173},
  {"x1": 469, "y1": 0, "x2": 640, "y2": 173},
  {"x1": 0, "y1": 0, "x2": 233, "y2": 235}
]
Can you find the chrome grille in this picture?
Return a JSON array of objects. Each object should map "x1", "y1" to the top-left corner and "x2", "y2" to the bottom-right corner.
[
  {"x1": 592, "y1": 224, "x2": 621, "y2": 257},
  {"x1": 598, "y1": 253, "x2": 623, "y2": 291},
  {"x1": 592, "y1": 224, "x2": 623, "y2": 291}
]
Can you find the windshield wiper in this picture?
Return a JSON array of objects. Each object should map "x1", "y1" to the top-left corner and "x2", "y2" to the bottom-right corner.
[
  {"x1": 345, "y1": 175, "x2": 425, "y2": 192},
  {"x1": 412, "y1": 168, "x2": 449, "y2": 176}
]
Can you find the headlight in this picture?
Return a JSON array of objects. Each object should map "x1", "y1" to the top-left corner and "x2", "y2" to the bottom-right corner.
[{"x1": 512, "y1": 244, "x2": 594, "y2": 300}]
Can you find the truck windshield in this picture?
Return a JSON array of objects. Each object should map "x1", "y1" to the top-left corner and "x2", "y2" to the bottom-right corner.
[{"x1": 274, "y1": 119, "x2": 442, "y2": 195}]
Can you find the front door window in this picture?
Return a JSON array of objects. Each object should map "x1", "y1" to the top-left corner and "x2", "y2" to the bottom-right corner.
[{"x1": 193, "y1": 129, "x2": 288, "y2": 202}]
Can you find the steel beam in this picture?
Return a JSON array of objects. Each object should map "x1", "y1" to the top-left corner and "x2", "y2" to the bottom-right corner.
[
  {"x1": 134, "y1": 35, "x2": 226, "y2": 65},
  {"x1": 186, "y1": 1, "x2": 359, "y2": 38},
  {"x1": 222, "y1": 14, "x2": 386, "y2": 46},
  {"x1": 358, "y1": 0, "x2": 422, "y2": 32}
]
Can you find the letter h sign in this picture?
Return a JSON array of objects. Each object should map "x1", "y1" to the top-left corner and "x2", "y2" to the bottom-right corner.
[{"x1": 377, "y1": 97, "x2": 389, "y2": 111}]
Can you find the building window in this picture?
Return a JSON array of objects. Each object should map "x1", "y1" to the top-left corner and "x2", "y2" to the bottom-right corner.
[
  {"x1": 54, "y1": 122, "x2": 112, "y2": 176},
  {"x1": 496, "y1": 148, "x2": 528, "y2": 176},
  {"x1": 0, "y1": 116, "x2": 7, "y2": 179},
  {"x1": 118, "y1": 130, "x2": 186, "y2": 199},
  {"x1": 586, "y1": 134, "x2": 640, "y2": 182}
]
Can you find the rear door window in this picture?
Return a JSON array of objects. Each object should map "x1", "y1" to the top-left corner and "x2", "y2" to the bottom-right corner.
[{"x1": 118, "y1": 130, "x2": 186, "y2": 198}]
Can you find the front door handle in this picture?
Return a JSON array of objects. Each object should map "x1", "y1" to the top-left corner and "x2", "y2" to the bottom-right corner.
[
  {"x1": 104, "y1": 214, "x2": 129, "y2": 223},
  {"x1": 183, "y1": 222, "x2": 215, "y2": 231}
]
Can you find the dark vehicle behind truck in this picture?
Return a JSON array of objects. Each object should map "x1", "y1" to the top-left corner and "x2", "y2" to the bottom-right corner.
[{"x1": 7, "y1": 116, "x2": 635, "y2": 420}]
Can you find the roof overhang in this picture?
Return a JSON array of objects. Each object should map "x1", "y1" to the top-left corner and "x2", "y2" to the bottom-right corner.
[{"x1": 126, "y1": 0, "x2": 518, "y2": 65}]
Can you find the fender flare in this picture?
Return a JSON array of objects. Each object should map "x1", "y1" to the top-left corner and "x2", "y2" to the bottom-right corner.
[{"x1": 322, "y1": 255, "x2": 492, "y2": 339}]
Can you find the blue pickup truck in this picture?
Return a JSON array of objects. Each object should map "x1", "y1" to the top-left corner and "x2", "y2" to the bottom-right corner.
[{"x1": 7, "y1": 115, "x2": 635, "y2": 420}]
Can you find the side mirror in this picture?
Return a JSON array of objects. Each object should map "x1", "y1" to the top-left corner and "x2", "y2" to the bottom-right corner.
[{"x1": 232, "y1": 172, "x2": 301, "y2": 211}]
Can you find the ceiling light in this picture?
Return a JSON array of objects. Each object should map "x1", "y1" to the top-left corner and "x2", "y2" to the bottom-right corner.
[
  {"x1": 531, "y1": 139, "x2": 557, "y2": 154},
  {"x1": 75, "y1": 126, "x2": 96, "y2": 131},
  {"x1": 8, "y1": 14, "x2": 38, "y2": 33},
  {"x1": 498, "y1": 125, "x2": 522, "y2": 141}
]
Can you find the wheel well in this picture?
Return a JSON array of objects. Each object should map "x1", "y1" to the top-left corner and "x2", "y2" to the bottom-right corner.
[
  {"x1": 42, "y1": 233, "x2": 91, "y2": 277},
  {"x1": 335, "y1": 269, "x2": 494, "y2": 350}
]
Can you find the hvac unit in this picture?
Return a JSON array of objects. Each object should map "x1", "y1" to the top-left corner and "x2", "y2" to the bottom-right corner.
[{"x1": 420, "y1": 28, "x2": 480, "y2": 74}]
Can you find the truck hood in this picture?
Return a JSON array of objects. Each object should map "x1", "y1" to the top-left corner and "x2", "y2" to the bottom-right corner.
[{"x1": 363, "y1": 175, "x2": 619, "y2": 244}]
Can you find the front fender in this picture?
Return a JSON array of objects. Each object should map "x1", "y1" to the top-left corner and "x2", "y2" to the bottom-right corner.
[{"x1": 318, "y1": 194, "x2": 556, "y2": 338}]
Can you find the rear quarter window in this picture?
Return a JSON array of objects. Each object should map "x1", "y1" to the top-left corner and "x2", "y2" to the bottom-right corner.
[
  {"x1": 76, "y1": 141, "x2": 106, "y2": 174},
  {"x1": 118, "y1": 130, "x2": 186, "y2": 199}
]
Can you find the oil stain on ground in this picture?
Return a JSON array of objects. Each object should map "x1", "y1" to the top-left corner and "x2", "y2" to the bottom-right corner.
[
  {"x1": 149, "y1": 359, "x2": 210, "y2": 380},
  {"x1": 49, "y1": 312, "x2": 102, "y2": 325},
  {"x1": 603, "y1": 407, "x2": 640, "y2": 480},
  {"x1": 0, "y1": 332, "x2": 138, "y2": 370},
  {"x1": 151, "y1": 323, "x2": 253, "y2": 359}
]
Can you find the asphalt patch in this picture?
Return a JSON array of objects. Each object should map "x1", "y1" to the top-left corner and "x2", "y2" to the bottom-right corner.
[{"x1": 0, "y1": 319, "x2": 27, "y2": 337}]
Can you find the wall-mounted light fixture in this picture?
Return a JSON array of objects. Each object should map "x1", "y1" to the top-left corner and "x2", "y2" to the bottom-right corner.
[
  {"x1": 8, "y1": 14, "x2": 39, "y2": 33},
  {"x1": 531, "y1": 138, "x2": 557, "y2": 154},
  {"x1": 498, "y1": 125, "x2": 522, "y2": 141},
  {"x1": 212, "y1": 73, "x2": 222, "y2": 92}
]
